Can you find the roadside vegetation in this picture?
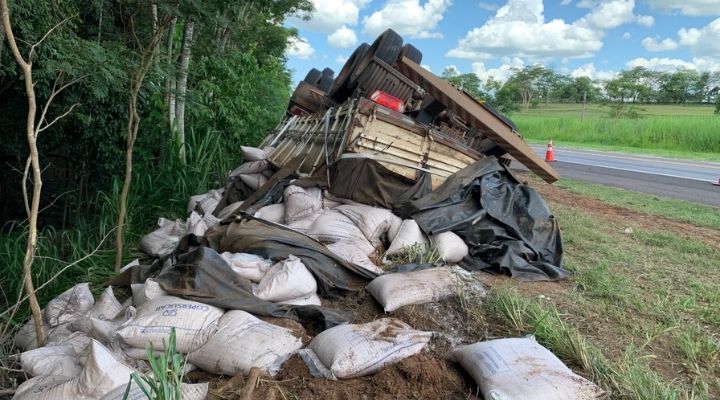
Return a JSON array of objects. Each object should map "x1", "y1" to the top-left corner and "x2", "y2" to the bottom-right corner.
[{"x1": 472, "y1": 185, "x2": 720, "y2": 399}]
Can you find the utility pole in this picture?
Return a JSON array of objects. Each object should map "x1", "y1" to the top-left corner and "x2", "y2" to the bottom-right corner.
[{"x1": 581, "y1": 90, "x2": 587, "y2": 122}]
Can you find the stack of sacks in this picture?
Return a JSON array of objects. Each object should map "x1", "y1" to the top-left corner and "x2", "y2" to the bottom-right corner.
[
  {"x1": 384, "y1": 219, "x2": 469, "y2": 264},
  {"x1": 228, "y1": 146, "x2": 276, "y2": 190},
  {"x1": 137, "y1": 217, "x2": 186, "y2": 258}
]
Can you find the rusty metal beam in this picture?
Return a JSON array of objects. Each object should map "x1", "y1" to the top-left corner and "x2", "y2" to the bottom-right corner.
[{"x1": 397, "y1": 57, "x2": 560, "y2": 183}]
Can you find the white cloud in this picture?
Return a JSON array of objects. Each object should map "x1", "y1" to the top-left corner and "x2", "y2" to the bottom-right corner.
[
  {"x1": 479, "y1": 2, "x2": 499, "y2": 10},
  {"x1": 636, "y1": 15, "x2": 655, "y2": 27},
  {"x1": 576, "y1": 0, "x2": 595, "y2": 8},
  {"x1": 645, "y1": 18, "x2": 720, "y2": 57},
  {"x1": 561, "y1": 0, "x2": 572, "y2": 5},
  {"x1": 291, "y1": 0, "x2": 371, "y2": 32},
  {"x1": 363, "y1": 0, "x2": 452, "y2": 39},
  {"x1": 285, "y1": 37, "x2": 315, "y2": 59},
  {"x1": 641, "y1": 37, "x2": 679, "y2": 51},
  {"x1": 622, "y1": 32, "x2": 632, "y2": 39},
  {"x1": 471, "y1": 57, "x2": 525, "y2": 83},
  {"x1": 421, "y1": 64, "x2": 432, "y2": 72},
  {"x1": 578, "y1": 0, "x2": 635, "y2": 30},
  {"x1": 335, "y1": 54, "x2": 349, "y2": 64},
  {"x1": 627, "y1": 57, "x2": 698, "y2": 71},
  {"x1": 328, "y1": 26, "x2": 358, "y2": 48},
  {"x1": 645, "y1": 0, "x2": 720, "y2": 16},
  {"x1": 570, "y1": 63, "x2": 617, "y2": 80},
  {"x1": 629, "y1": 56, "x2": 720, "y2": 72},
  {"x1": 448, "y1": 0, "x2": 637, "y2": 61}
]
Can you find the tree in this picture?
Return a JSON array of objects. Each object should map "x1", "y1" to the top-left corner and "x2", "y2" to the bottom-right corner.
[
  {"x1": 1, "y1": 0, "x2": 80, "y2": 346},
  {"x1": 505, "y1": 65, "x2": 549, "y2": 110},
  {"x1": 445, "y1": 72, "x2": 486, "y2": 100}
]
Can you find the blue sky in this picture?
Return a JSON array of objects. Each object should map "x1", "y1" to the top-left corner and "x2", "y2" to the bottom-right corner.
[{"x1": 284, "y1": 0, "x2": 720, "y2": 84}]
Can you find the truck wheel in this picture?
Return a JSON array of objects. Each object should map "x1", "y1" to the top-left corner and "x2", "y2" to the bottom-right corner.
[
  {"x1": 398, "y1": 44, "x2": 422, "y2": 64},
  {"x1": 329, "y1": 43, "x2": 370, "y2": 102},
  {"x1": 318, "y1": 74, "x2": 334, "y2": 92},
  {"x1": 350, "y1": 29, "x2": 403, "y2": 84},
  {"x1": 303, "y1": 68, "x2": 322, "y2": 86}
]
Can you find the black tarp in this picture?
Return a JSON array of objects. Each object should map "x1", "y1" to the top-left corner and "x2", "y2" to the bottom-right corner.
[{"x1": 406, "y1": 157, "x2": 566, "y2": 281}]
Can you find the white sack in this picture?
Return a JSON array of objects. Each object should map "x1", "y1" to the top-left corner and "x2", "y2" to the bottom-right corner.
[
  {"x1": 70, "y1": 307, "x2": 136, "y2": 345},
  {"x1": 253, "y1": 255, "x2": 317, "y2": 302},
  {"x1": 452, "y1": 337, "x2": 605, "y2": 400},
  {"x1": 387, "y1": 216, "x2": 403, "y2": 242},
  {"x1": 52, "y1": 331, "x2": 93, "y2": 356},
  {"x1": 157, "y1": 217, "x2": 187, "y2": 236},
  {"x1": 241, "y1": 146, "x2": 267, "y2": 161},
  {"x1": 230, "y1": 160, "x2": 269, "y2": 177},
  {"x1": 130, "y1": 278, "x2": 167, "y2": 307},
  {"x1": 87, "y1": 286, "x2": 124, "y2": 320},
  {"x1": 300, "y1": 318, "x2": 432, "y2": 379},
  {"x1": 12, "y1": 375, "x2": 72, "y2": 400},
  {"x1": 326, "y1": 242, "x2": 384, "y2": 275},
  {"x1": 366, "y1": 267, "x2": 459, "y2": 313},
  {"x1": 307, "y1": 210, "x2": 368, "y2": 245},
  {"x1": 283, "y1": 185, "x2": 322, "y2": 224},
  {"x1": 335, "y1": 205, "x2": 399, "y2": 247},
  {"x1": 120, "y1": 259, "x2": 139, "y2": 273},
  {"x1": 20, "y1": 345, "x2": 81, "y2": 378},
  {"x1": 239, "y1": 173, "x2": 268, "y2": 190},
  {"x1": 44, "y1": 283, "x2": 94, "y2": 328},
  {"x1": 14, "y1": 319, "x2": 49, "y2": 351},
  {"x1": 100, "y1": 382, "x2": 209, "y2": 400},
  {"x1": 187, "y1": 189, "x2": 223, "y2": 214},
  {"x1": 186, "y1": 211, "x2": 208, "y2": 236},
  {"x1": 286, "y1": 211, "x2": 321, "y2": 234},
  {"x1": 278, "y1": 293, "x2": 322, "y2": 306},
  {"x1": 254, "y1": 203, "x2": 285, "y2": 224},
  {"x1": 189, "y1": 310, "x2": 302, "y2": 376},
  {"x1": 117, "y1": 296, "x2": 223, "y2": 354},
  {"x1": 216, "y1": 200, "x2": 244, "y2": 220},
  {"x1": 138, "y1": 231, "x2": 179, "y2": 258},
  {"x1": 220, "y1": 252, "x2": 273, "y2": 282},
  {"x1": 14, "y1": 341, "x2": 136, "y2": 400},
  {"x1": 431, "y1": 231, "x2": 468, "y2": 263},
  {"x1": 385, "y1": 220, "x2": 428, "y2": 257}
]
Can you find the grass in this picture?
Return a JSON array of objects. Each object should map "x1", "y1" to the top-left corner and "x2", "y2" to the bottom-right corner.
[
  {"x1": 511, "y1": 103, "x2": 720, "y2": 160},
  {"x1": 125, "y1": 328, "x2": 186, "y2": 400},
  {"x1": 552, "y1": 177, "x2": 720, "y2": 230}
]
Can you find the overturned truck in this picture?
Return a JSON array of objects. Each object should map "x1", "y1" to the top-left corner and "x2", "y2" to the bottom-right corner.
[{"x1": 11, "y1": 29, "x2": 593, "y2": 400}]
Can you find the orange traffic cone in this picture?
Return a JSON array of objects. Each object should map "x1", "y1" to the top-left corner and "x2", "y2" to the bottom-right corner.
[
  {"x1": 713, "y1": 177, "x2": 720, "y2": 186},
  {"x1": 545, "y1": 140, "x2": 556, "y2": 162}
]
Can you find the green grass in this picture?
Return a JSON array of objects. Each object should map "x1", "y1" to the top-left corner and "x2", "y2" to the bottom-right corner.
[
  {"x1": 478, "y1": 198, "x2": 720, "y2": 399},
  {"x1": 512, "y1": 103, "x2": 720, "y2": 159},
  {"x1": 551, "y1": 177, "x2": 720, "y2": 230}
]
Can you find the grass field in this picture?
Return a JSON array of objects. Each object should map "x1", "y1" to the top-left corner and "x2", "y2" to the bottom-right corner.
[
  {"x1": 477, "y1": 174, "x2": 720, "y2": 399},
  {"x1": 513, "y1": 103, "x2": 720, "y2": 161}
]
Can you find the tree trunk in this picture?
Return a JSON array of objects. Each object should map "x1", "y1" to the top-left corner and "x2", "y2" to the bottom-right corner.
[
  {"x1": 175, "y1": 19, "x2": 194, "y2": 163},
  {"x1": 2, "y1": 0, "x2": 46, "y2": 346},
  {"x1": 166, "y1": 17, "x2": 177, "y2": 134},
  {"x1": 114, "y1": 22, "x2": 166, "y2": 272},
  {"x1": 0, "y1": 20, "x2": 5, "y2": 60}
]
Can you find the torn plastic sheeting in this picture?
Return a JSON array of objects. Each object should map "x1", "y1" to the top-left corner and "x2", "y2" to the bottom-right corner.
[
  {"x1": 150, "y1": 243, "x2": 353, "y2": 332},
  {"x1": 407, "y1": 158, "x2": 565, "y2": 282}
]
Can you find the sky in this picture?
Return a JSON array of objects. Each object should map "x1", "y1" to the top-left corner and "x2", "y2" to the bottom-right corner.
[{"x1": 283, "y1": 0, "x2": 720, "y2": 84}]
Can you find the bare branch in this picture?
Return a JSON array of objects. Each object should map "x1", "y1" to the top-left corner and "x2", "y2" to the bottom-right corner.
[
  {"x1": 38, "y1": 103, "x2": 79, "y2": 133},
  {"x1": 36, "y1": 76, "x2": 84, "y2": 134},
  {"x1": 28, "y1": 17, "x2": 70, "y2": 61}
]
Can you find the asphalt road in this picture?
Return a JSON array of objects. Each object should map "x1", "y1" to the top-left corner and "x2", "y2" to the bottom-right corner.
[{"x1": 511, "y1": 145, "x2": 720, "y2": 208}]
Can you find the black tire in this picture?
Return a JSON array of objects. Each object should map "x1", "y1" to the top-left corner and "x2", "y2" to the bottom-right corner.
[
  {"x1": 351, "y1": 29, "x2": 403, "y2": 83},
  {"x1": 303, "y1": 68, "x2": 322, "y2": 86},
  {"x1": 321, "y1": 67, "x2": 335, "y2": 79},
  {"x1": 329, "y1": 43, "x2": 370, "y2": 102},
  {"x1": 317, "y1": 74, "x2": 334, "y2": 92},
  {"x1": 398, "y1": 43, "x2": 422, "y2": 64}
]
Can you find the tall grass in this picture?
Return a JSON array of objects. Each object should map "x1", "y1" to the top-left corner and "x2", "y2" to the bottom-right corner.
[
  {"x1": 0, "y1": 128, "x2": 240, "y2": 328},
  {"x1": 514, "y1": 115, "x2": 720, "y2": 154}
]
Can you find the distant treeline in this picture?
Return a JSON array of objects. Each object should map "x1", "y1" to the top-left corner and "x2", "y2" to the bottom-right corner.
[{"x1": 443, "y1": 66, "x2": 720, "y2": 113}]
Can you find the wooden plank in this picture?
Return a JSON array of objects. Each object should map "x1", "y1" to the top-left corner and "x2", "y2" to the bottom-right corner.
[{"x1": 397, "y1": 57, "x2": 560, "y2": 183}]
